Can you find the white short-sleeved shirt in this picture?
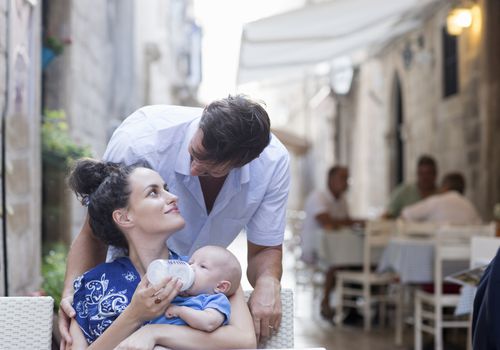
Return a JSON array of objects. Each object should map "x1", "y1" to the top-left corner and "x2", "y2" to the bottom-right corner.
[
  {"x1": 103, "y1": 105, "x2": 290, "y2": 256},
  {"x1": 401, "y1": 191, "x2": 482, "y2": 225},
  {"x1": 300, "y1": 190, "x2": 349, "y2": 262}
]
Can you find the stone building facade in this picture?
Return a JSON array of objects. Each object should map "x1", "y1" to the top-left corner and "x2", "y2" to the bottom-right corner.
[
  {"x1": 0, "y1": 0, "x2": 42, "y2": 296},
  {"x1": 43, "y1": 0, "x2": 201, "y2": 240},
  {"x1": 238, "y1": 0, "x2": 500, "y2": 221},
  {"x1": 345, "y1": 0, "x2": 500, "y2": 219}
]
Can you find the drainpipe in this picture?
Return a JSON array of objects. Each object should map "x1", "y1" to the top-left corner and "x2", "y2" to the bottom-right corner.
[{"x1": 1, "y1": 0, "x2": 11, "y2": 295}]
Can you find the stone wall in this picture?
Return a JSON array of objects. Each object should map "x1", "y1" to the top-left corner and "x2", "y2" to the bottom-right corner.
[
  {"x1": 43, "y1": 0, "x2": 200, "y2": 240},
  {"x1": 1, "y1": 0, "x2": 42, "y2": 296},
  {"x1": 483, "y1": 0, "x2": 500, "y2": 219},
  {"x1": 44, "y1": 0, "x2": 138, "y2": 157},
  {"x1": 0, "y1": 0, "x2": 7, "y2": 297},
  {"x1": 43, "y1": 0, "x2": 142, "y2": 239}
]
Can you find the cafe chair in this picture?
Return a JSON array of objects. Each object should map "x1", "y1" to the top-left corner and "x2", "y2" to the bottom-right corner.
[
  {"x1": 335, "y1": 220, "x2": 398, "y2": 332},
  {"x1": 0, "y1": 296, "x2": 54, "y2": 350},
  {"x1": 245, "y1": 288, "x2": 294, "y2": 349},
  {"x1": 414, "y1": 231, "x2": 471, "y2": 350}
]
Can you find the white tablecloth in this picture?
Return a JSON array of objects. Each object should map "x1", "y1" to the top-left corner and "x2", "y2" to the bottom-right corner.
[
  {"x1": 376, "y1": 237, "x2": 468, "y2": 283},
  {"x1": 317, "y1": 228, "x2": 382, "y2": 267}
]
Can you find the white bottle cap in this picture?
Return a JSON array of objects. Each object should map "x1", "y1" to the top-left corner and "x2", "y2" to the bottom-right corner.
[{"x1": 146, "y1": 259, "x2": 195, "y2": 292}]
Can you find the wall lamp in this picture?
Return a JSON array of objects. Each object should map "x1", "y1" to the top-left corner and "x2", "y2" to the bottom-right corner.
[{"x1": 446, "y1": 7, "x2": 473, "y2": 35}]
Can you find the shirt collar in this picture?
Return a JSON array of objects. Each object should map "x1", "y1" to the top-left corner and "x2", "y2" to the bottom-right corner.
[
  {"x1": 175, "y1": 118, "x2": 199, "y2": 176},
  {"x1": 174, "y1": 117, "x2": 250, "y2": 185}
]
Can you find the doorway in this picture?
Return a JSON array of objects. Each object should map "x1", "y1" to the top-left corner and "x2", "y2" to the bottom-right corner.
[{"x1": 389, "y1": 74, "x2": 405, "y2": 190}]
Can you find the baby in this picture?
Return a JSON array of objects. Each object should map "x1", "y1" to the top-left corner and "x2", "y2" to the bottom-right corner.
[{"x1": 149, "y1": 245, "x2": 242, "y2": 332}]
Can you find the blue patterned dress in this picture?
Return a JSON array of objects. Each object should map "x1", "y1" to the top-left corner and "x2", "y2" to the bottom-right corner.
[{"x1": 72, "y1": 252, "x2": 184, "y2": 344}]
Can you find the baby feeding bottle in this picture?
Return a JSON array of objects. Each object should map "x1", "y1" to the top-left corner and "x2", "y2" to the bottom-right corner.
[{"x1": 146, "y1": 259, "x2": 195, "y2": 292}]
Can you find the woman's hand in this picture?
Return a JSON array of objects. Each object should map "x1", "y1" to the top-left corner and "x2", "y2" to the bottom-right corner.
[{"x1": 125, "y1": 275, "x2": 182, "y2": 324}]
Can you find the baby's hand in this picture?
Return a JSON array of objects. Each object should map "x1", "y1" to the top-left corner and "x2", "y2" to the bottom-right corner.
[{"x1": 165, "y1": 305, "x2": 182, "y2": 318}]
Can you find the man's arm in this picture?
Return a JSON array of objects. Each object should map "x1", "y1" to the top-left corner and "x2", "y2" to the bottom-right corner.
[
  {"x1": 59, "y1": 215, "x2": 107, "y2": 347},
  {"x1": 68, "y1": 319, "x2": 89, "y2": 350},
  {"x1": 166, "y1": 305, "x2": 225, "y2": 332},
  {"x1": 247, "y1": 242, "x2": 282, "y2": 341},
  {"x1": 243, "y1": 146, "x2": 289, "y2": 341},
  {"x1": 401, "y1": 198, "x2": 433, "y2": 222},
  {"x1": 315, "y1": 213, "x2": 364, "y2": 230},
  {"x1": 384, "y1": 184, "x2": 407, "y2": 218}
]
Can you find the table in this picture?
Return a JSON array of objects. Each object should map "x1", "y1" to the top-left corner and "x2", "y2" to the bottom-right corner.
[
  {"x1": 317, "y1": 228, "x2": 382, "y2": 267},
  {"x1": 377, "y1": 237, "x2": 468, "y2": 283}
]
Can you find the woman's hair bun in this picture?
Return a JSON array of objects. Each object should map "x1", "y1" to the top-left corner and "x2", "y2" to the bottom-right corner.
[{"x1": 68, "y1": 158, "x2": 120, "y2": 204}]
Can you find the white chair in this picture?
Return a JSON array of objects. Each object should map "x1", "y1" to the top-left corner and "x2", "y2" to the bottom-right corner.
[
  {"x1": 245, "y1": 288, "x2": 294, "y2": 349},
  {"x1": 335, "y1": 220, "x2": 398, "y2": 331},
  {"x1": 0, "y1": 296, "x2": 54, "y2": 350},
  {"x1": 391, "y1": 221, "x2": 443, "y2": 345},
  {"x1": 414, "y1": 230, "x2": 472, "y2": 350}
]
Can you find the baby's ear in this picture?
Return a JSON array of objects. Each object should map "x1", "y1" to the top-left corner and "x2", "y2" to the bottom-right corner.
[{"x1": 215, "y1": 280, "x2": 231, "y2": 294}]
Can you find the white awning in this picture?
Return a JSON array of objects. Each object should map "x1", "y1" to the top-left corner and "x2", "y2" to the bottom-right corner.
[{"x1": 238, "y1": 0, "x2": 440, "y2": 84}]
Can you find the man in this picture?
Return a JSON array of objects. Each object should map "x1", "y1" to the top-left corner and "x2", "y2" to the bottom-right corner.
[
  {"x1": 58, "y1": 95, "x2": 290, "y2": 347},
  {"x1": 385, "y1": 155, "x2": 438, "y2": 218},
  {"x1": 401, "y1": 172, "x2": 481, "y2": 224},
  {"x1": 301, "y1": 166, "x2": 363, "y2": 320}
]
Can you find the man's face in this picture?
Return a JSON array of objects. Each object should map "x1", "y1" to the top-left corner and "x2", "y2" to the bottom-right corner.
[
  {"x1": 329, "y1": 168, "x2": 349, "y2": 196},
  {"x1": 417, "y1": 164, "x2": 437, "y2": 191},
  {"x1": 188, "y1": 130, "x2": 233, "y2": 178}
]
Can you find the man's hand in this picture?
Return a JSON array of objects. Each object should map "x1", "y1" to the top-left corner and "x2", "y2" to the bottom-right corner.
[
  {"x1": 247, "y1": 276, "x2": 282, "y2": 342},
  {"x1": 58, "y1": 294, "x2": 75, "y2": 350}
]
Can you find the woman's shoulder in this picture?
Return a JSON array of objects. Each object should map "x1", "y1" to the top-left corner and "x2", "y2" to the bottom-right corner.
[
  {"x1": 72, "y1": 257, "x2": 139, "y2": 344},
  {"x1": 73, "y1": 257, "x2": 139, "y2": 292}
]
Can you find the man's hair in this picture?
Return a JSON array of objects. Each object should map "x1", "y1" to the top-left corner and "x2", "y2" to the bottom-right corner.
[
  {"x1": 197, "y1": 95, "x2": 271, "y2": 168},
  {"x1": 417, "y1": 154, "x2": 437, "y2": 171},
  {"x1": 442, "y1": 172, "x2": 466, "y2": 194},
  {"x1": 327, "y1": 165, "x2": 346, "y2": 181}
]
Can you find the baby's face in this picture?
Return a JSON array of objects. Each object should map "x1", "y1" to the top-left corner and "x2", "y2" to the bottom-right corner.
[{"x1": 186, "y1": 248, "x2": 227, "y2": 295}]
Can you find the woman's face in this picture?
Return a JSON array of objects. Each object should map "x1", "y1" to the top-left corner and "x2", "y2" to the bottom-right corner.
[{"x1": 125, "y1": 167, "x2": 185, "y2": 236}]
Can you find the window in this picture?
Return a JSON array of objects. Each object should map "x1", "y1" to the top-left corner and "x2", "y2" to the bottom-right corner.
[{"x1": 442, "y1": 27, "x2": 459, "y2": 97}]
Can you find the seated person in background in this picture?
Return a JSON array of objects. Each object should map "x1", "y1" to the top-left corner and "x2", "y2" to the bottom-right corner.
[
  {"x1": 68, "y1": 159, "x2": 255, "y2": 349},
  {"x1": 384, "y1": 155, "x2": 438, "y2": 218},
  {"x1": 301, "y1": 165, "x2": 364, "y2": 320},
  {"x1": 151, "y1": 245, "x2": 242, "y2": 333},
  {"x1": 401, "y1": 172, "x2": 481, "y2": 225}
]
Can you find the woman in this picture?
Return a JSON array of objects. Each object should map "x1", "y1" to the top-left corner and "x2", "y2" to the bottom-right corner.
[{"x1": 67, "y1": 159, "x2": 256, "y2": 350}]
